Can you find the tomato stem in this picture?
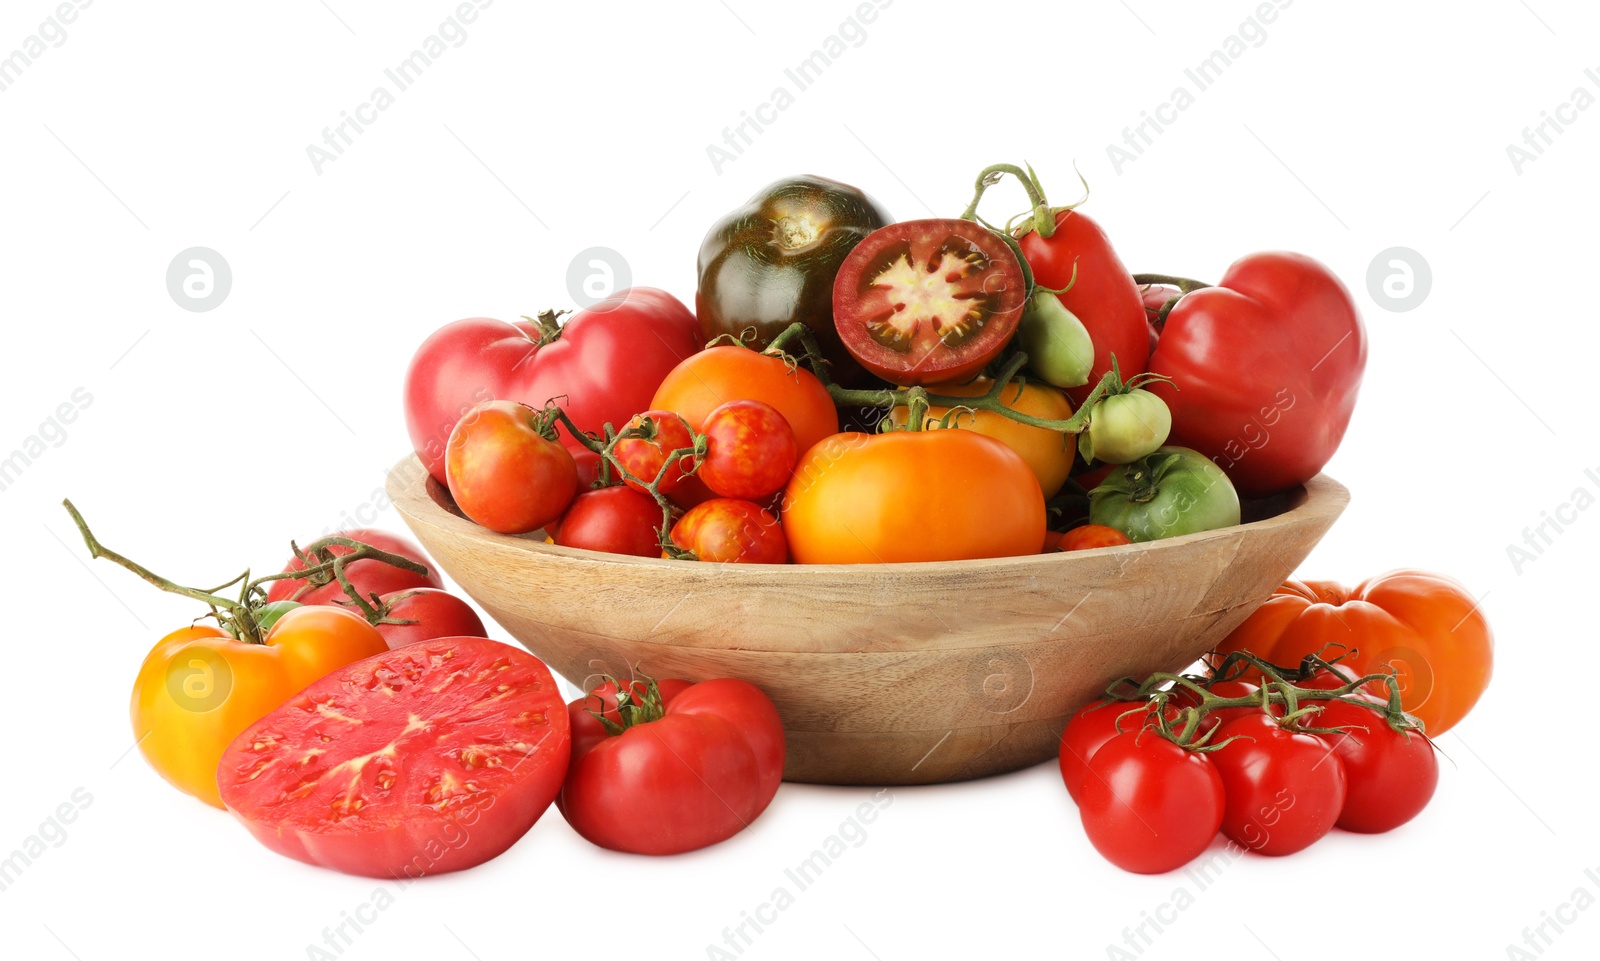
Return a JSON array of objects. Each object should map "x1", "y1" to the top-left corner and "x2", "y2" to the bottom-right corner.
[{"x1": 1131, "y1": 273, "x2": 1214, "y2": 295}]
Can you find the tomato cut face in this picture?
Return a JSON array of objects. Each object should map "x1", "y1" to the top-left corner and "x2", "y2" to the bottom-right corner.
[
  {"x1": 218, "y1": 636, "x2": 571, "y2": 879},
  {"x1": 833, "y1": 219, "x2": 1027, "y2": 385}
]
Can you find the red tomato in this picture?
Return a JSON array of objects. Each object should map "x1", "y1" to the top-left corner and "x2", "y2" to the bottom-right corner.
[
  {"x1": 651, "y1": 346, "x2": 839, "y2": 458},
  {"x1": 218, "y1": 637, "x2": 571, "y2": 878},
  {"x1": 610, "y1": 410, "x2": 696, "y2": 495},
  {"x1": 368, "y1": 589, "x2": 488, "y2": 649},
  {"x1": 1019, "y1": 210, "x2": 1150, "y2": 407},
  {"x1": 671, "y1": 498, "x2": 787, "y2": 564},
  {"x1": 404, "y1": 289, "x2": 702, "y2": 483},
  {"x1": 446, "y1": 400, "x2": 579, "y2": 535},
  {"x1": 557, "y1": 676, "x2": 785, "y2": 855},
  {"x1": 554, "y1": 487, "x2": 663, "y2": 557},
  {"x1": 699, "y1": 400, "x2": 798, "y2": 499},
  {"x1": 264, "y1": 529, "x2": 441, "y2": 605},
  {"x1": 1209, "y1": 713, "x2": 1347, "y2": 856},
  {"x1": 1058, "y1": 699, "x2": 1164, "y2": 803},
  {"x1": 1057, "y1": 524, "x2": 1133, "y2": 552},
  {"x1": 832, "y1": 219, "x2": 1028, "y2": 386},
  {"x1": 1147, "y1": 253, "x2": 1366, "y2": 497},
  {"x1": 1079, "y1": 731, "x2": 1224, "y2": 874},
  {"x1": 1313, "y1": 695, "x2": 1438, "y2": 833}
]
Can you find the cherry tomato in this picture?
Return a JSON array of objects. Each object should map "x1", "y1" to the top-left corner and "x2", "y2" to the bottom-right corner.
[
  {"x1": 219, "y1": 637, "x2": 571, "y2": 878},
  {"x1": 1079, "y1": 731, "x2": 1224, "y2": 874},
  {"x1": 651, "y1": 346, "x2": 839, "y2": 457},
  {"x1": 1313, "y1": 695, "x2": 1438, "y2": 833},
  {"x1": 264, "y1": 529, "x2": 441, "y2": 605},
  {"x1": 782, "y1": 430, "x2": 1045, "y2": 564},
  {"x1": 698, "y1": 400, "x2": 798, "y2": 499},
  {"x1": 1057, "y1": 524, "x2": 1133, "y2": 552},
  {"x1": 1058, "y1": 699, "x2": 1165, "y2": 803},
  {"x1": 554, "y1": 487, "x2": 663, "y2": 557},
  {"x1": 610, "y1": 410, "x2": 697, "y2": 495},
  {"x1": 832, "y1": 219, "x2": 1028, "y2": 386},
  {"x1": 671, "y1": 498, "x2": 787, "y2": 564},
  {"x1": 446, "y1": 400, "x2": 579, "y2": 535},
  {"x1": 1209, "y1": 713, "x2": 1347, "y2": 856},
  {"x1": 557, "y1": 675, "x2": 785, "y2": 855},
  {"x1": 1019, "y1": 209, "x2": 1150, "y2": 407},
  {"x1": 367, "y1": 589, "x2": 488, "y2": 649}
]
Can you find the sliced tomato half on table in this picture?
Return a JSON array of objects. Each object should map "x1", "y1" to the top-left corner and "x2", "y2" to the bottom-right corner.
[{"x1": 218, "y1": 637, "x2": 571, "y2": 878}]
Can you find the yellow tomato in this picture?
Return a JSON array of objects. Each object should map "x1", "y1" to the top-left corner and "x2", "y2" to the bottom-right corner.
[
  {"x1": 130, "y1": 606, "x2": 386, "y2": 807},
  {"x1": 889, "y1": 379, "x2": 1074, "y2": 497}
]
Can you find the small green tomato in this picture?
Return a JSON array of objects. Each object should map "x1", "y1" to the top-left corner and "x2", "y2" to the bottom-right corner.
[
  {"x1": 1019, "y1": 290, "x2": 1094, "y2": 389},
  {"x1": 1080, "y1": 389, "x2": 1172, "y2": 464}
]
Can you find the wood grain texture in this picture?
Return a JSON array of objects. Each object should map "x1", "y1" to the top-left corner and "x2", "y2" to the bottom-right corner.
[{"x1": 386, "y1": 455, "x2": 1348, "y2": 785}]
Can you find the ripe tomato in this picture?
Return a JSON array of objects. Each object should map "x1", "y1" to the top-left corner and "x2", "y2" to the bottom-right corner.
[
  {"x1": 1313, "y1": 694, "x2": 1438, "y2": 833},
  {"x1": 1214, "y1": 570, "x2": 1493, "y2": 735},
  {"x1": 1209, "y1": 713, "x2": 1347, "y2": 856},
  {"x1": 1057, "y1": 524, "x2": 1133, "y2": 552},
  {"x1": 403, "y1": 290, "x2": 702, "y2": 483},
  {"x1": 651, "y1": 346, "x2": 839, "y2": 457},
  {"x1": 1147, "y1": 252, "x2": 1365, "y2": 497},
  {"x1": 699, "y1": 400, "x2": 798, "y2": 499},
  {"x1": 1079, "y1": 731, "x2": 1224, "y2": 874},
  {"x1": 554, "y1": 487, "x2": 663, "y2": 557},
  {"x1": 671, "y1": 498, "x2": 787, "y2": 564},
  {"x1": 832, "y1": 219, "x2": 1027, "y2": 386},
  {"x1": 1089, "y1": 446, "x2": 1241, "y2": 542},
  {"x1": 219, "y1": 637, "x2": 571, "y2": 878},
  {"x1": 446, "y1": 400, "x2": 580, "y2": 535},
  {"x1": 888, "y1": 378, "x2": 1075, "y2": 497},
  {"x1": 1019, "y1": 209, "x2": 1150, "y2": 406},
  {"x1": 697, "y1": 175, "x2": 891, "y2": 384},
  {"x1": 557, "y1": 675, "x2": 785, "y2": 855},
  {"x1": 1058, "y1": 699, "x2": 1164, "y2": 803},
  {"x1": 134, "y1": 607, "x2": 388, "y2": 807},
  {"x1": 265, "y1": 529, "x2": 441, "y2": 605},
  {"x1": 367, "y1": 589, "x2": 488, "y2": 649},
  {"x1": 782, "y1": 430, "x2": 1045, "y2": 564},
  {"x1": 610, "y1": 410, "x2": 696, "y2": 495}
]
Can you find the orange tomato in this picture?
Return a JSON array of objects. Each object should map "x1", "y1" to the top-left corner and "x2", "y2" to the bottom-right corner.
[
  {"x1": 1213, "y1": 570, "x2": 1493, "y2": 735},
  {"x1": 888, "y1": 378, "x2": 1075, "y2": 497},
  {"x1": 650, "y1": 347, "x2": 839, "y2": 456},
  {"x1": 131, "y1": 606, "x2": 387, "y2": 807},
  {"x1": 782, "y1": 430, "x2": 1045, "y2": 563}
]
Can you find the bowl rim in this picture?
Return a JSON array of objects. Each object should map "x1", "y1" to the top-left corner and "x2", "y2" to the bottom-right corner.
[{"x1": 387, "y1": 454, "x2": 1350, "y2": 577}]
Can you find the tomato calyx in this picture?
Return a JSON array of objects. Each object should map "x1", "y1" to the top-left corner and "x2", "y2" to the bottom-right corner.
[
  {"x1": 520, "y1": 307, "x2": 570, "y2": 349},
  {"x1": 959, "y1": 162, "x2": 1091, "y2": 243},
  {"x1": 586, "y1": 667, "x2": 669, "y2": 736},
  {"x1": 62, "y1": 499, "x2": 428, "y2": 644}
]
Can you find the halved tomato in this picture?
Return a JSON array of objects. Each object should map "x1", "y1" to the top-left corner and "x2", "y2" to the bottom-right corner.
[
  {"x1": 833, "y1": 219, "x2": 1027, "y2": 386},
  {"x1": 218, "y1": 637, "x2": 571, "y2": 879}
]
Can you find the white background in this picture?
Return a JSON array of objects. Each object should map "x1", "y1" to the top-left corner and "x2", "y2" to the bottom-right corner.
[{"x1": 2, "y1": 0, "x2": 1595, "y2": 958}]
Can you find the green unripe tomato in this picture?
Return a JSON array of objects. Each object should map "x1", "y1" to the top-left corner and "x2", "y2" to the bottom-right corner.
[
  {"x1": 1088, "y1": 446, "x2": 1240, "y2": 542},
  {"x1": 1080, "y1": 389, "x2": 1172, "y2": 464},
  {"x1": 252, "y1": 600, "x2": 303, "y2": 635},
  {"x1": 1019, "y1": 290, "x2": 1094, "y2": 389}
]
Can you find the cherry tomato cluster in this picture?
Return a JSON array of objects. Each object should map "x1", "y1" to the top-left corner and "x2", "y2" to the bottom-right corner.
[{"x1": 1062, "y1": 652, "x2": 1440, "y2": 875}]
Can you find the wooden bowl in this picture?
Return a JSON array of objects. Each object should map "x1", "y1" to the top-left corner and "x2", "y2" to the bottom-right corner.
[{"x1": 386, "y1": 455, "x2": 1348, "y2": 785}]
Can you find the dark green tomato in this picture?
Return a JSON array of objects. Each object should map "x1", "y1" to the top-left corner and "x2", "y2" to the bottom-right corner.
[
  {"x1": 697, "y1": 175, "x2": 891, "y2": 384},
  {"x1": 1088, "y1": 446, "x2": 1240, "y2": 542}
]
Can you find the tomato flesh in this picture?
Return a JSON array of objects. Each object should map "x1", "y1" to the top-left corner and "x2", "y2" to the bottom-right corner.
[
  {"x1": 218, "y1": 637, "x2": 571, "y2": 878},
  {"x1": 834, "y1": 219, "x2": 1026, "y2": 385}
]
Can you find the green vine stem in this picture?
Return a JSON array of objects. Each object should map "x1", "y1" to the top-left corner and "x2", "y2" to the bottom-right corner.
[
  {"x1": 586, "y1": 665, "x2": 668, "y2": 735},
  {"x1": 1130, "y1": 273, "x2": 1214, "y2": 295},
  {"x1": 63, "y1": 499, "x2": 430, "y2": 644}
]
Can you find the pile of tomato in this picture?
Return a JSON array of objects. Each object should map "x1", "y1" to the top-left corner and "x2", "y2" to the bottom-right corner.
[{"x1": 404, "y1": 164, "x2": 1369, "y2": 564}]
